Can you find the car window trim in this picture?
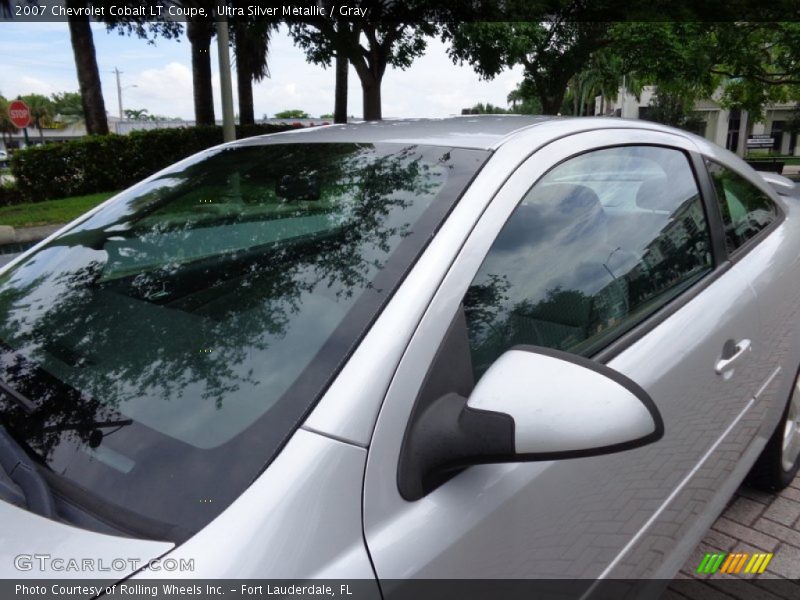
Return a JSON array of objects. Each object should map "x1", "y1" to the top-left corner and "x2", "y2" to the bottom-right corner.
[
  {"x1": 595, "y1": 151, "x2": 785, "y2": 364},
  {"x1": 690, "y1": 151, "x2": 728, "y2": 268},
  {"x1": 701, "y1": 157, "x2": 786, "y2": 265},
  {"x1": 460, "y1": 141, "x2": 721, "y2": 366},
  {"x1": 553, "y1": 146, "x2": 720, "y2": 364}
]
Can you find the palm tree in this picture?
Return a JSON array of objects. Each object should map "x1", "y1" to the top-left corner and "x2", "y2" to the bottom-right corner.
[
  {"x1": 186, "y1": 17, "x2": 216, "y2": 126},
  {"x1": 233, "y1": 21, "x2": 276, "y2": 126},
  {"x1": 67, "y1": 0, "x2": 108, "y2": 135},
  {"x1": 20, "y1": 94, "x2": 54, "y2": 142},
  {"x1": 573, "y1": 51, "x2": 644, "y2": 117}
]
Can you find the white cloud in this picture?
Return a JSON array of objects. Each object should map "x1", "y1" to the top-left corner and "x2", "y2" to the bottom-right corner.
[
  {"x1": 128, "y1": 62, "x2": 195, "y2": 119},
  {"x1": 18, "y1": 76, "x2": 58, "y2": 96}
]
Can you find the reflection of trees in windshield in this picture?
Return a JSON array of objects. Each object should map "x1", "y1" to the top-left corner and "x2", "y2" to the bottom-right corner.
[{"x1": 0, "y1": 143, "x2": 448, "y2": 458}]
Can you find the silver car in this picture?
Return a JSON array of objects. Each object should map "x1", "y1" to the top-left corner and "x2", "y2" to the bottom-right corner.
[{"x1": 0, "y1": 117, "x2": 798, "y2": 592}]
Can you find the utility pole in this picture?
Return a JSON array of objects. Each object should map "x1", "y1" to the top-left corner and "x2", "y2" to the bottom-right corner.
[
  {"x1": 216, "y1": 16, "x2": 236, "y2": 142},
  {"x1": 114, "y1": 67, "x2": 123, "y2": 119}
]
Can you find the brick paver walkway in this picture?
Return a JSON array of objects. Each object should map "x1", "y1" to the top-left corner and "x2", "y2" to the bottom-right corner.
[{"x1": 669, "y1": 474, "x2": 800, "y2": 598}]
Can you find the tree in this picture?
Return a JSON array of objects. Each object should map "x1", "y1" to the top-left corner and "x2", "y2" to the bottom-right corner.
[
  {"x1": 67, "y1": 0, "x2": 109, "y2": 135},
  {"x1": 333, "y1": 52, "x2": 348, "y2": 124},
  {"x1": 186, "y1": 18, "x2": 216, "y2": 126},
  {"x1": 274, "y1": 109, "x2": 309, "y2": 119},
  {"x1": 232, "y1": 19, "x2": 277, "y2": 126},
  {"x1": 462, "y1": 103, "x2": 509, "y2": 115},
  {"x1": 19, "y1": 94, "x2": 54, "y2": 141},
  {"x1": 50, "y1": 92, "x2": 84, "y2": 125},
  {"x1": 123, "y1": 108, "x2": 150, "y2": 120},
  {"x1": 609, "y1": 22, "x2": 800, "y2": 123},
  {"x1": 506, "y1": 82, "x2": 543, "y2": 115},
  {"x1": 290, "y1": 3, "x2": 438, "y2": 121},
  {"x1": 0, "y1": 95, "x2": 19, "y2": 147},
  {"x1": 641, "y1": 88, "x2": 706, "y2": 134},
  {"x1": 445, "y1": 20, "x2": 611, "y2": 115}
]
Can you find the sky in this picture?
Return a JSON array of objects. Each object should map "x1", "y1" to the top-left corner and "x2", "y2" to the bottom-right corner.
[{"x1": 0, "y1": 21, "x2": 524, "y2": 121}]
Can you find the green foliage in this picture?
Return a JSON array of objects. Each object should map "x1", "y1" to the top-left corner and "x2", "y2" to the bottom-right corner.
[
  {"x1": 19, "y1": 93, "x2": 54, "y2": 133},
  {"x1": 444, "y1": 21, "x2": 611, "y2": 114},
  {"x1": 123, "y1": 108, "x2": 150, "y2": 120},
  {"x1": 506, "y1": 81, "x2": 543, "y2": 115},
  {"x1": 319, "y1": 113, "x2": 334, "y2": 119},
  {"x1": 10, "y1": 123, "x2": 294, "y2": 203},
  {"x1": 123, "y1": 108, "x2": 178, "y2": 121},
  {"x1": 462, "y1": 103, "x2": 509, "y2": 115},
  {"x1": 609, "y1": 22, "x2": 800, "y2": 121},
  {"x1": 274, "y1": 109, "x2": 309, "y2": 119},
  {"x1": 0, "y1": 95, "x2": 18, "y2": 139},
  {"x1": 641, "y1": 89, "x2": 706, "y2": 134},
  {"x1": 0, "y1": 191, "x2": 119, "y2": 226},
  {"x1": 50, "y1": 92, "x2": 83, "y2": 124},
  {"x1": 0, "y1": 177, "x2": 18, "y2": 207}
]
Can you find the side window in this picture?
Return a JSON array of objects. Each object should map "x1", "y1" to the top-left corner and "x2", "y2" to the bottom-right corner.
[
  {"x1": 463, "y1": 146, "x2": 713, "y2": 379},
  {"x1": 706, "y1": 160, "x2": 778, "y2": 253}
]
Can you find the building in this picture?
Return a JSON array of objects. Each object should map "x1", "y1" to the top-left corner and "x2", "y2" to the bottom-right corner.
[{"x1": 596, "y1": 86, "x2": 799, "y2": 157}]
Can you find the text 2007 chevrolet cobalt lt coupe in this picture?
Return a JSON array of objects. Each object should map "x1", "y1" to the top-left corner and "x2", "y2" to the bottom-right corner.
[{"x1": 1, "y1": 117, "x2": 799, "y2": 590}]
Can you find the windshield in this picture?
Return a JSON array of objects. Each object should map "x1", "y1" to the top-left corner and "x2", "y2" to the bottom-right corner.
[{"x1": 0, "y1": 142, "x2": 488, "y2": 540}]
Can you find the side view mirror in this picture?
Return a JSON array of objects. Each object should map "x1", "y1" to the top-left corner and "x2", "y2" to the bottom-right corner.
[{"x1": 398, "y1": 346, "x2": 663, "y2": 501}]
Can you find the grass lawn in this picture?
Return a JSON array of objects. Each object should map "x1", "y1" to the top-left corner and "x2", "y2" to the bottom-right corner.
[{"x1": 0, "y1": 191, "x2": 119, "y2": 228}]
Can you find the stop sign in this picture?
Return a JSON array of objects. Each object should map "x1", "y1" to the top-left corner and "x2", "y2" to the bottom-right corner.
[{"x1": 8, "y1": 100, "x2": 31, "y2": 129}]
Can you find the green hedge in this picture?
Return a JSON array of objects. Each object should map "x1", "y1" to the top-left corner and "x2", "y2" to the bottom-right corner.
[
  {"x1": 9, "y1": 123, "x2": 297, "y2": 203},
  {"x1": 0, "y1": 184, "x2": 18, "y2": 207}
]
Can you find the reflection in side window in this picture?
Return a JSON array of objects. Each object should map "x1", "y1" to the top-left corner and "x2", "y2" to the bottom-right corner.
[
  {"x1": 463, "y1": 146, "x2": 714, "y2": 379},
  {"x1": 706, "y1": 160, "x2": 777, "y2": 253}
]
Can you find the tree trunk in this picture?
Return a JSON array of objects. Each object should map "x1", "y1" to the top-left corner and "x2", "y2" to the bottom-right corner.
[
  {"x1": 187, "y1": 19, "x2": 215, "y2": 126},
  {"x1": 334, "y1": 53, "x2": 348, "y2": 124},
  {"x1": 67, "y1": 7, "x2": 108, "y2": 135},
  {"x1": 361, "y1": 80, "x2": 381, "y2": 121},
  {"x1": 234, "y1": 21, "x2": 255, "y2": 126},
  {"x1": 537, "y1": 75, "x2": 569, "y2": 116},
  {"x1": 237, "y1": 59, "x2": 254, "y2": 125},
  {"x1": 572, "y1": 85, "x2": 579, "y2": 116},
  {"x1": 352, "y1": 52, "x2": 383, "y2": 121},
  {"x1": 540, "y1": 91, "x2": 566, "y2": 116}
]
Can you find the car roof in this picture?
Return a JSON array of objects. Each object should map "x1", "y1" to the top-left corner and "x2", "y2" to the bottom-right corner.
[
  {"x1": 235, "y1": 115, "x2": 558, "y2": 150},
  {"x1": 233, "y1": 115, "x2": 715, "y2": 153}
]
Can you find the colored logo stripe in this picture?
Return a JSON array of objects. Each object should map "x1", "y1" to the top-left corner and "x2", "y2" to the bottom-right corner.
[
  {"x1": 697, "y1": 552, "x2": 773, "y2": 574},
  {"x1": 697, "y1": 553, "x2": 726, "y2": 574}
]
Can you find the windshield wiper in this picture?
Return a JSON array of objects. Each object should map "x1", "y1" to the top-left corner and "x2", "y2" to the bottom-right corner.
[{"x1": 0, "y1": 425, "x2": 56, "y2": 518}]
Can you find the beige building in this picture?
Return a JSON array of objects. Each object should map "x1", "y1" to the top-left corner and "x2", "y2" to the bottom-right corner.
[{"x1": 597, "y1": 86, "x2": 799, "y2": 157}]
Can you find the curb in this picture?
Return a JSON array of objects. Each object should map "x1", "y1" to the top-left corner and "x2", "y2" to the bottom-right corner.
[{"x1": 0, "y1": 223, "x2": 65, "y2": 247}]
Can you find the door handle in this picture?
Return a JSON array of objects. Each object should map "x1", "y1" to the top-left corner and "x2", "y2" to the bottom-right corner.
[{"x1": 715, "y1": 339, "x2": 751, "y2": 375}]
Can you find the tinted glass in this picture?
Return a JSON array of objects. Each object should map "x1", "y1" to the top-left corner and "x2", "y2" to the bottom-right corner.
[
  {"x1": 706, "y1": 160, "x2": 777, "y2": 252},
  {"x1": 463, "y1": 146, "x2": 713, "y2": 378},
  {"x1": 0, "y1": 142, "x2": 487, "y2": 539}
]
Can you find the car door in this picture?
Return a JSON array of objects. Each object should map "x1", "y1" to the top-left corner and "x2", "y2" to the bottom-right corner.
[{"x1": 362, "y1": 129, "x2": 772, "y2": 587}]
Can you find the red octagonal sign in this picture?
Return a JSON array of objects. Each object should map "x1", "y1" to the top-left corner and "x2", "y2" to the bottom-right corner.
[{"x1": 8, "y1": 100, "x2": 31, "y2": 129}]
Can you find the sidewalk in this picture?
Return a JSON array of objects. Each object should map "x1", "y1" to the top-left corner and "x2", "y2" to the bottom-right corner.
[
  {"x1": 670, "y1": 474, "x2": 800, "y2": 597},
  {"x1": 0, "y1": 223, "x2": 64, "y2": 246},
  {"x1": 783, "y1": 165, "x2": 800, "y2": 179}
]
